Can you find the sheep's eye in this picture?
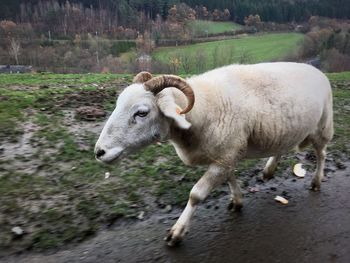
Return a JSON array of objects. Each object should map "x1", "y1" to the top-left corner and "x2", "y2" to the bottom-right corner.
[{"x1": 135, "y1": 110, "x2": 148, "y2": 118}]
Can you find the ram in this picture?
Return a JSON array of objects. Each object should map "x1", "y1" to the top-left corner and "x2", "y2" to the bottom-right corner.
[{"x1": 94, "y1": 62, "x2": 333, "y2": 246}]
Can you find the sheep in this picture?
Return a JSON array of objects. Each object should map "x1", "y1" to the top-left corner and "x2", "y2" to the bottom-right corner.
[{"x1": 94, "y1": 62, "x2": 333, "y2": 246}]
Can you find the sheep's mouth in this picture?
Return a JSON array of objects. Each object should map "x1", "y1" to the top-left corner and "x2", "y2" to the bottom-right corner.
[
  {"x1": 97, "y1": 149, "x2": 125, "y2": 164},
  {"x1": 98, "y1": 154, "x2": 120, "y2": 164}
]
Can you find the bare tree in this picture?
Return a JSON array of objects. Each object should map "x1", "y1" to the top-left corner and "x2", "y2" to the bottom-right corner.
[
  {"x1": 9, "y1": 38, "x2": 21, "y2": 65},
  {"x1": 62, "y1": 13, "x2": 68, "y2": 36},
  {"x1": 95, "y1": 31, "x2": 100, "y2": 68}
]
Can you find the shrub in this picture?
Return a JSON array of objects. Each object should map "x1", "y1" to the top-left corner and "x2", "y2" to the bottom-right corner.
[
  {"x1": 110, "y1": 41, "x2": 135, "y2": 56},
  {"x1": 321, "y1": 48, "x2": 350, "y2": 72}
]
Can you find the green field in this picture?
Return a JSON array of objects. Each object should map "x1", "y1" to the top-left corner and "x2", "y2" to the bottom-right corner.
[
  {"x1": 153, "y1": 33, "x2": 304, "y2": 74},
  {"x1": 188, "y1": 20, "x2": 242, "y2": 37},
  {"x1": 327, "y1": 71, "x2": 350, "y2": 81},
  {"x1": 0, "y1": 73, "x2": 128, "y2": 86}
]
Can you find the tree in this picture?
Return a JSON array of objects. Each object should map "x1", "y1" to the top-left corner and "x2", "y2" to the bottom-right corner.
[
  {"x1": 201, "y1": 6, "x2": 209, "y2": 20},
  {"x1": 194, "y1": 5, "x2": 209, "y2": 20},
  {"x1": 223, "y1": 9, "x2": 230, "y2": 21},
  {"x1": 0, "y1": 20, "x2": 16, "y2": 38},
  {"x1": 244, "y1": 14, "x2": 262, "y2": 27},
  {"x1": 212, "y1": 9, "x2": 222, "y2": 21},
  {"x1": 9, "y1": 38, "x2": 21, "y2": 65},
  {"x1": 136, "y1": 31, "x2": 155, "y2": 54},
  {"x1": 167, "y1": 3, "x2": 196, "y2": 24}
]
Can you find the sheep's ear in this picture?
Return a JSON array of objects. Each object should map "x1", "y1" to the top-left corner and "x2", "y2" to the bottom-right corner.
[{"x1": 157, "y1": 93, "x2": 191, "y2": 130}]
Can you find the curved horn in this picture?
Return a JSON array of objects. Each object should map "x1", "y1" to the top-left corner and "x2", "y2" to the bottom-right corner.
[
  {"x1": 133, "y1": 71, "x2": 153, "y2": 83},
  {"x1": 144, "y1": 75, "x2": 195, "y2": 114}
]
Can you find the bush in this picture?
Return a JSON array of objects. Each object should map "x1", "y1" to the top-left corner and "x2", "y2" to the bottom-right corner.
[
  {"x1": 151, "y1": 59, "x2": 171, "y2": 74},
  {"x1": 110, "y1": 41, "x2": 135, "y2": 56},
  {"x1": 321, "y1": 48, "x2": 350, "y2": 72}
]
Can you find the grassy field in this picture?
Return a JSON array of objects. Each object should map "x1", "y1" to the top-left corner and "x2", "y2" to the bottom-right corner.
[
  {"x1": 153, "y1": 33, "x2": 304, "y2": 74},
  {"x1": 0, "y1": 73, "x2": 127, "y2": 86},
  {"x1": 327, "y1": 71, "x2": 350, "y2": 81},
  {"x1": 0, "y1": 71, "x2": 349, "y2": 254},
  {"x1": 188, "y1": 20, "x2": 242, "y2": 37}
]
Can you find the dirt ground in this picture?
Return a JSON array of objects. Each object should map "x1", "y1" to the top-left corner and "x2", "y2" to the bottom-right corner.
[
  {"x1": 2, "y1": 163, "x2": 349, "y2": 263},
  {"x1": 1, "y1": 75, "x2": 349, "y2": 262}
]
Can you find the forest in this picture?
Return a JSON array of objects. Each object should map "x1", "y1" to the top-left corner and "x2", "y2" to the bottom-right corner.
[
  {"x1": 1, "y1": 0, "x2": 350, "y2": 25},
  {"x1": 0, "y1": 0, "x2": 349, "y2": 73}
]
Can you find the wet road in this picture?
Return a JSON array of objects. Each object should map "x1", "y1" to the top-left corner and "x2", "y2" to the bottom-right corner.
[{"x1": 4, "y1": 166, "x2": 350, "y2": 263}]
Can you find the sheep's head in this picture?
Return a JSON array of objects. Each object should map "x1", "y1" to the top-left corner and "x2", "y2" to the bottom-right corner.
[{"x1": 94, "y1": 72, "x2": 195, "y2": 163}]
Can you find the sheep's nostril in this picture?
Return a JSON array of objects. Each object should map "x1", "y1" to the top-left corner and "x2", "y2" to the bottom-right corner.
[{"x1": 96, "y1": 149, "x2": 106, "y2": 158}]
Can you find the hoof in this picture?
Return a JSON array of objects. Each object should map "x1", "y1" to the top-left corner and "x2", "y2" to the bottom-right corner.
[
  {"x1": 164, "y1": 235, "x2": 182, "y2": 247},
  {"x1": 262, "y1": 171, "x2": 274, "y2": 181},
  {"x1": 164, "y1": 224, "x2": 187, "y2": 247},
  {"x1": 227, "y1": 201, "x2": 243, "y2": 212},
  {"x1": 310, "y1": 180, "x2": 321, "y2": 191}
]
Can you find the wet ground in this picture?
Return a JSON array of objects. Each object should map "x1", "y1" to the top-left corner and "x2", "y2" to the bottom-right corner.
[
  {"x1": 1, "y1": 76, "x2": 349, "y2": 262},
  {"x1": 4, "y1": 165, "x2": 350, "y2": 263}
]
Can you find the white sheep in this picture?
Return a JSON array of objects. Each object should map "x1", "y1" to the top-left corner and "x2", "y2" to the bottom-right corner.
[{"x1": 94, "y1": 62, "x2": 333, "y2": 246}]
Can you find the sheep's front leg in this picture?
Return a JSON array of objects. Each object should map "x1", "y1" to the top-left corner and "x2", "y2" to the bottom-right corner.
[{"x1": 165, "y1": 164, "x2": 228, "y2": 246}]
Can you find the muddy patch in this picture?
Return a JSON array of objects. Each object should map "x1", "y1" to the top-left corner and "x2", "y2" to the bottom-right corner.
[
  {"x1": 57, "y1": 90, "x2": 116, "y2": 108},
  {"x1": 0, "y1": 119, "x2": 42, "y2": 174}
]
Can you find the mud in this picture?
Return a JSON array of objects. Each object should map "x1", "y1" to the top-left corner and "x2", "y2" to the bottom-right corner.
[
  {"x1": 1, "y1": 80, "x2": 349, "y2": 262},
  {"x1": 0, "y1": 120, "x2": 42, "y2": 174},
  {"x1": 57, "y1": 90, "x2": 116, "y2": 109},
  {"x1": 4, "y1": 164, "x2": 350, "y2": 263}
]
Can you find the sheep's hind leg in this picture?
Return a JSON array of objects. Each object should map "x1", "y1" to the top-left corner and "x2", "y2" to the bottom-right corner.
[
  {"x1": 311, "y1": 146, "x2": 326, "y2": 191},
  {"x1": 165, "y1": 164, "x2": 228, "y2": 246},
  {"x1": 227, "y1": 174, "x2": 243, "y2": 212},
  {"x1": 263, "y1": 155, "x2": 281, "y2": 180}
]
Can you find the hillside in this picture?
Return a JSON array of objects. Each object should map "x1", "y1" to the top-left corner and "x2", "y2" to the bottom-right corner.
[{"x1": 153, "y1": 33, "x2": 304, "y2": 74}]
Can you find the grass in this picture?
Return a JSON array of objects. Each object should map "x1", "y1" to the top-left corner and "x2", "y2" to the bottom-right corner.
[
  {"x1": 188, "y1": 20, "x2": 242, "y2": 37},
  {"x1": 0, "y1": 74, "x2": 205, "y2": 252},
  {"x1": 326, "y1": 71, "x2": 350, "y2": 81},
  {"x1": 0, "y1": 74, "x2": 132, "y2": 142},
  {"x1": 153, "y1": 33, "x2": 304, "y2": 74},
  {"x1": 0, "y1": 71, "x2": 349, "y2": 253},
  {"x1": 326, "y1": 72, "x2": 350, "y2": 154},
  {"x1": 0, "y1": 73, "x2": 131, "y2": 86}
]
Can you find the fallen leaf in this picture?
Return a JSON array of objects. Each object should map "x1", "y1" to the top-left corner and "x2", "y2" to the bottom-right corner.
[
  {"x1": 137, "y1": 211, "x2": 145, "y2": 220},
  {"x1": 293, "y1": 163, "x2": 306, "y2": 178},
  {"x1": 248, "y1": 186, "x2": 259, "y2": 193},
  {"x1": 164, "y1": 204, "x2": 172, "y2": 212},
  {"x1": 274, "y1": 195, "x2": 289, "y2": 205},
  {"x1": 11, "y1": 226, "x2": 24, "y2": 236}
]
